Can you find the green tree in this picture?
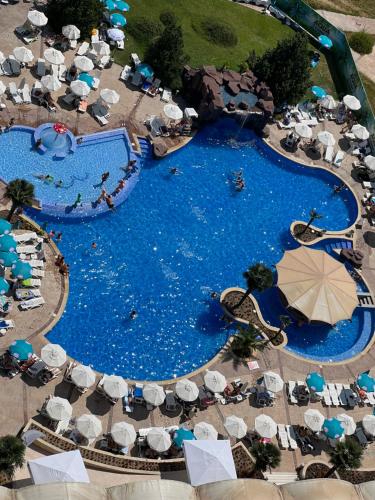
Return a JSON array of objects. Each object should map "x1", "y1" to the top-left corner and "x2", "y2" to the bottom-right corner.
[
  {"x1": 250, "y1": 442, "x2": 281, "y2": 473},
  {"x1": 46, "y1": 0, "x2": 103, "y2": 39},
  {"x1": 299, "y1": 209, "x2": 323, "y2": 235},
  {"x1": 325, "y1": 438, "x2": 363, "y2": 478},
  {"x1": 5, "y1": 179, "x2": 35, "y2": 222},
  {"x1": 145, "y1": 16, "x2": 188, "y2": 90},
  {"x1": 349, "y1": 32, "x2": 374, "y2": 55},
  {"x1": 233, "y1": 263, "x2": 273, "y2": 310},
  {"x1": 231, "y1": 324, "x2": 268, "y2": 359},
  {"x1": 254, "y1": 33, "x2": 311, "y2": 106},
  {"x1": 0, "y1": 435, "x2": 25, "y2": 480},
  {"x1": 270, "y1": 314, "x2": 291, "y2": 343}
]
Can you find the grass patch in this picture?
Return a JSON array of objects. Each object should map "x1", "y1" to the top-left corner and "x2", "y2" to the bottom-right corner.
[
  {"x1": 361, "y1": 73, "x2": 375, "y2": 112},
  {"x1": 193, "y1": 18, "x2": 238, "y2": 48},
  {"x1": 306, "y1": 0, "x2": 375, "y2": 19}
]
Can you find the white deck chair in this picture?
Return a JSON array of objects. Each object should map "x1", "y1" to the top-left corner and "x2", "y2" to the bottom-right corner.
[
  {"x1": 19, "y1": 297, "x2": 45, "y2": 310},
  {"x1": 131, "y1": 53, "x2": 141, "y2": 66},
  {"x1": 31, "y1": 268, "x2": 45, "y2": 278},
  {"x1": 95, "y1": 114, "x2": 109, "y2": 126},
  {"x1": 277, "y1": 424, "x2": 289, "y2": 449},
  {"x1": 77, "y1": 41, "x2": 89, "y2": 56},
  {"x1": 328, "y1": 383, "x2": 340, "y2": 406},
  {"x1": 286, "y1": 425, "x2": 298, "y2": 450},
  {"x1": 8, "y1": 82, "x2": 22, "y2": 104},
  {"x1": 116, "y1": 40, "x2": 124, "y2": 50},
  {"x1": 36, "y1": 58, "x2": 46, "y2": 77},
  {"x1": 27, "y1": 260, "x2": 44, "y2": 269},
  {"x1": 367, "y1": 392, "x2": 375, "y2": 405},
  {"x1": 97, "y1": 55, "x2": 110, "y2": 69},
  {"x1": 16, "y1": 245, "x2": 37, "y2": 254},
  {"x1": 91, "y1": 34, "x2": 99, "y2": 44},
  {"x1": 335, "y1": 383, "x2": 348, "y2": 406},
  {"x1": 1, "y1": 60, "x2": 12, "y2": 76},
  {"x1": 287, "y1": 381, "x2": 298, "y2": 404},
  {"x1": 22, "y1": 83, "x2": 31, "y2": 104},
  {"x1": 333, "y1": 150, "x2": 345, "y2": 168},
  {"x1": 91, "y1": 69, "x2": 101, "y2": 90},
  {"x1": 120, "y1": 64, "x2": 132, "y2": 82},
  {"x1": 322, "y1": 386, "x2": 332, "y2": 406},
  {"x1": 58, "y1": 64, "x2": 67, "y2": 82},
  {"x1": 324, "y1": 146, "x2": 334, "y2": 163},
  {"x1": 51, "y1": 64, "x2": 59, "y2": 77},
  {"x1": 69, "y1": 40, "x2": 77, "y2": 50},
  {"x1": 161, "y1": 88, "x2": 172, "y2": 102},
  {"x1": 13, "y1": 232, "x2": 38, "y2": 243}
]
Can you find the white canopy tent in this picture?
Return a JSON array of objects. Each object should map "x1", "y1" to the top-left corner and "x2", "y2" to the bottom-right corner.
[
  {"x1": 28, "y1": 450, "x2": 89, "y2": 484},
  {"x1": 184, "y1": 440, "x2": 237, "y2": 487}
]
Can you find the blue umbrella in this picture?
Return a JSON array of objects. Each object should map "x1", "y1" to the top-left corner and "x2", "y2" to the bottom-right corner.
[
  {"x1": 105, "y1": 0, "x2": 116, "y2": 10},
  {"x1": 0, "y1": 234, "x2": 17, "y2": 253},
  {"x1": 323, "y1": 418, "x2": 344, "y2": 439},
  {"x1": 0, "y1": 277, "x2": 9, "y2": 295},
  {"x1": 107, "y1": 28, "x2": 125, "y2": 41},
  {"x1": 11, "y1": 261, "x2": 32, "y2": 280},
  {"x1": 78, "y1": 72, "x2": 94, "y2": 88},
  {"x1": 9, "y1": 339, "x2": 33, "y2": 361},
  {"x1": 0, "y1": 251, "x2": 18, "y2": 267},
  {"x1": 0, "y1": 219, "x2": 11, "y2": 235},
  {"x1": 311, "y1": 86, "x2": 327, "y2": 99},
  {"x1": 306, "y1": 372, "x2": 326, "y2": 392},
  {"x1": 319, "y1": 35, "x2": 333, "y2": 49},
  {"x1": 115, "y1": 1, "x2": 130, "y2": 12},
  {"x1": 357, "y1": 372, "x2": 375, "y2": 392},
  {"x1": 137, "y1": 63, "x2": 154, "y2": 79},
  {"x1": 110, "y1": 13, "x2": 127, "y2": 27},
  {"x1": 173, "y1": 428, "x2": 196, "y2": 448}
]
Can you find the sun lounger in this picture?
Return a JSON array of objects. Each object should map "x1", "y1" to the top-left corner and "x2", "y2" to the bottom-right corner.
[
  {"x1": 77, "y1": 41, "x2": 89, "y2": 56},
  {"x1": 367, "y1": 392, "x2": 375, "y2": 405},
  {"x1": 21, "y1": 83, "x2": 31, "y2": 104},
  {"x1": 91, "y1": 69, "x2": 101, "y2": 90},
  {"x1": 117, "y1": 40, "x2": 124, "y2": 50},
  {"x1": 131, "y1": 53, "x2": 141, "y2": 67},
  {"x1": 8, "y1": 56, "x2": 21, "y2": 76},
  {"x1": 91, "y1": 33, "x2": 99, "y2": 44},
  {"x1": 333, "y1": 150, "x2": 345, "y2": 168},
  {"x1": 324, "y1": 146, "x2": 334, "y2": 163},
  {"x1": 36, "y1": 58, "x2": 46, "y2": 77},
  {"x1": 286, "y1": 425, "x2": 298, "y2": 450},
  {"x1": 17, "y1": 245, "x2": 37, "y2": 254},
  {"x1": 14, "y1": 232, "x2": 38, "y2": 243},
  {"x1": 8, "y1": 82, "x2": 22, "y2": 104},
  {"x1": 277, "y1": 424, "x2": 289, "y2": 449},
  {"x1": 0, "y1": 319, "x2": 14, "y2": 330},
  {"x1": 355, "y1": 427, "x2": 368, "y2": 447},
  {"x1": 21, "y1": 278, "x2": 41, "y2": 288},
  {"x1": 300, "y1": 118, "x2": 318, "y2": 127},
  {"x1": 58, "y1": 64, "x2": 67, "y2": 82},
  {"x1": 95, "y1": 113, "x2": 109, "y2": 126},
  {"x1": 120, "y1": 64, "x2": 132, "y2": 82},
  {"x1": 69, "y1": 39, "x2": 77, "y2": 50},
  {"x1": 15, "y1": 288, "x2": 41, "y2": 300},
  {"x1": 161, "y1": 88, "x2": 172, "y2": 103},
  {"x1": 19, "y1": 296, "x2": 45, "y2": 310},
  {"x1": 342, "y1": 384, "x2": 358, "y2": 408},
  {"x1": 31, "y1": 268, "x2": 44, "y2": 278},
  {"x1": 322, "y1": 386, "x2": 332, "y2": 406},
  {"x1": 335, "y1": 383, "x2": 348, "y2": 406},
  {"x1": 328, "y1": 383, "x2": 340, "y2": 406},
  {"x1": 1, "y1": 60, "x2": 12, "y2": 77},
  {"x1": 97, "y1": 55, "x2": 110, "y2": 69},
  {"x1": 287, "y1": 381, "x2": 298, "y2": 404}
]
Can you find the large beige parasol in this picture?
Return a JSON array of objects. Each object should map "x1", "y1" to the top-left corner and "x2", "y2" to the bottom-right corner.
[{"x1": 276, "y1": 247, "x2": 358, "y2": 325}]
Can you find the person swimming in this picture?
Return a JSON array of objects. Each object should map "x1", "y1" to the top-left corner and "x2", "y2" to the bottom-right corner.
[
  {"x1": 72, "y1": 193, "x2": 82, "y2": 209},
  {"x1": 35, "y1": 174, "x2": 54, "y2": 184},
  {"x1": 55, "y1": 180, "x2": 63, "y2": 188},
  {"x1": 170, "y1": 167, "x2": 181, "y2": 175}
]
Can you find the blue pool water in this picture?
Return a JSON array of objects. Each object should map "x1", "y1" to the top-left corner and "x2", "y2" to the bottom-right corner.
[
  {"x1": 24, "y1": 119, "x2": 370, "y2": 380},
  {"x1": 0, "y1": 128, "x2": 130, "y2": 207}
]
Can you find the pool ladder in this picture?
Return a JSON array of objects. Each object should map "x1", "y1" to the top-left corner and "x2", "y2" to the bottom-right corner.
[{"x1": 357, "y1": 292, "x2": 375, "y2": 308}]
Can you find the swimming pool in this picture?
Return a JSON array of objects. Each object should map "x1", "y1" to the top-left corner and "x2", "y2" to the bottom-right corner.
[
  {"x1": 26, "y1": 119, "x2": 369, "y2": 380},
  {"x1": 0, "y1": 127, "x2": 133, "y2": 215}
]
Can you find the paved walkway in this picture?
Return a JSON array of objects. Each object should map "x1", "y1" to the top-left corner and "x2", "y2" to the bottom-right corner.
[{"x1": 317, "y1": 10, "x2": 375, "y2": 35}]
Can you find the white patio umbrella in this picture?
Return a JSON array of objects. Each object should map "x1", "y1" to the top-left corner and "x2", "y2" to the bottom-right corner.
[
  {"x1": 351, "y1": 124, "x2": 370, "y2": 141},
  {"x1": 337, "y1": 414, "x2": 356, "y2": 435},
  {"x1": 147, "y1": 428, "x2": 171, "y2": 452},
  {"x1": 76, "y1": 414, "x2": 102, "y2": 439},
  {"x1": 194, "y1": 422, "x2": 218, "y2": 440},
  {"x1": 70, "y1": 80, "x2": 90, "y2": 97},
  {"x1": 111, "y1": 422, "x2": 136, "y2": 447},
  {"x1": 0, "y1": 81, "x2": 6, "y2": 96},
  {"x1": 164, "y1": 104, "x2": 183, "y2": 121},
  {"x1": 254, "y1": 414, "x2": 277, "y2": 438},
  {"x1": 317, "y1": 130, "x2": 336, "y2": 147},
  {"x1": 224, "y1": 416, "x2": 247, "y2": 439},
  {"x1": 107, "y1": 28, "x2": 125, "y2": 41},
  {"x1": 365, "y1": 155, "x2": 375, "y2": 170},
  {"x1": 176, "y1": 379, "x2": 199, "y2": 402},
  {"x1": 362, "y1": 415, "x2": 375, "y2": 436},
  {"x1": 71, "y1": 364, "x2": 96, "y2": 388},
  {"x1": 46, "y1": 397, "x2": 72, "y2": 421},
  {"x1": 103, "y1": 375, "x2": 128, "y2": 399},
  {"x1": 27, "y1": 10, "x2": 48, "y2": 27},
  {"x1": 44, "y1": 48, "x2": 65, "y2": 65},
  {"x1": 319, "y1": 95, "x2": 336, "y2": 110},
  {"x1": 204, "y1": 370, "x2": 227, "y2": 393},
  {"x1": 263, "y1": 371, "x2": 284, "y2": 393},
  {"x1": 294, "y1": 123, "x2": 312, "y2": 139},
  {"x1": 304, "y1": 409, "x2": 324, "y2": 432},
  {"x1": 143, "y1": 383, "x2": 165, "y2": 406},
  {"x1": 74, "y1": 55, "x2": 94, "y2": 72},
  {"x1": 100, "y1": 88, "x2": 120, "y2": 105},
  {"x1": 41, "y1": 344, "x2": 66, "y2": 367},
  {"x1": 13, "y1": 47, "x2": 34, "y2": 64},
  {"x1": 41, "y1": 75, "x2": 62, "y2": 92},
  {"x1": 62, "y1": 25, "x2": 80, "y2": 40},
  {"x1": 343, "y1": 94, "x2": 361, "y2": 111},
  {"x1": 92, "y1": 41, "x2": 110, "y2": 56}
]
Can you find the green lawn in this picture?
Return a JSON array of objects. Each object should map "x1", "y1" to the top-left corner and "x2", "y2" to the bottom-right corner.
[{"x1": 115, "y1": 0, "x2": 292, "y2": 69}]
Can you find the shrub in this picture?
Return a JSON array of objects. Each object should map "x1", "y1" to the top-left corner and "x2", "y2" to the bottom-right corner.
[
  {"x1": 46, "y1": 0, "x2": 102, "y2": 39},
  {"x1": 199, "y1": 18, "x2": 238, "y2": 47},
  {"x1": 349, "y1": 32, "x2": 374, "y2": 55},
  {"x1": 160, "y1": 10, "x2": 177, "y2": 27},
  {"x1": 126, "y1": 17, "x2": 163, "y2": 42}
]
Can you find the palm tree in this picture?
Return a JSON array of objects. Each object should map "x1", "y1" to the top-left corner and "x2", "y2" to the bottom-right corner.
[
  {"x1": 232, "y1": 263, "x2": 273, "y2": 310},
  {"x1": 299, "y1": 209, "x2": 323, "y2": 236},
  {"x1": 231, "y1": 324, "x2": 268, "y2": 359},
  {"x1": 0, "y1": 435, "x2": 25, "y2": 480},
  {"x1": 5, "y1": 179, "x2": 35, "y2": 222},
  {"x1": 270, "y1": 314, "x2": 292, "y2": 343},
  {"x1": 250, "y1": 442, "x2": 281, "y2": 473},
  {"x1": 325, "y1": 438, "x2": 363, "y2": 478}
]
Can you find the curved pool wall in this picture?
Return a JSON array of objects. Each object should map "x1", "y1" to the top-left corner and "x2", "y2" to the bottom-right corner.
[
  {"x1": 24, "y1": 119, "x2": 373, "y2": 380},
  {"x1": 0, "y1": 126, "x2": 139, "y2": 219}
]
